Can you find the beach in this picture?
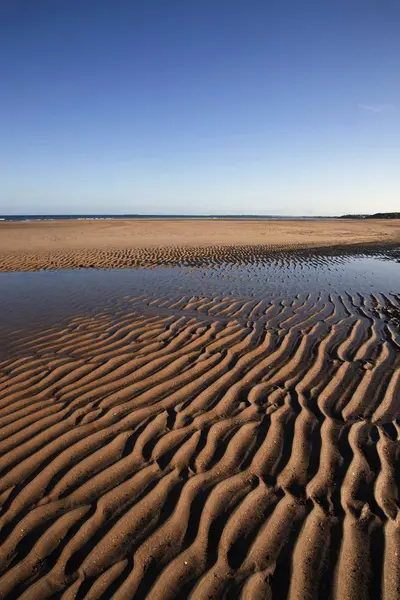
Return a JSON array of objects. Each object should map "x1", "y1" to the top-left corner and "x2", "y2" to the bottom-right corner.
[
  {"x1": 1, "y1": 218, "x2": 399, "y2": 271},
  {"x1": 0, "y1": 219, "x2": 399, "y2": 599}
]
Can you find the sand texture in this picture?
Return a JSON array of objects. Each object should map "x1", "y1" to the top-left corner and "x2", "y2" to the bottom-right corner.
[
  {"x1": 0, "y1": 279, "x2": 400, "y2": 598},
  {"x1": 1, "y1": 218, "x2": 399, "y2": 271}
]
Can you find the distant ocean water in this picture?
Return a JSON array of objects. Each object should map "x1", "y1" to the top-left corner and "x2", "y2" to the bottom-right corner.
[{"x1": 0, "y1": 214, "x2": 330, "y2": 222}]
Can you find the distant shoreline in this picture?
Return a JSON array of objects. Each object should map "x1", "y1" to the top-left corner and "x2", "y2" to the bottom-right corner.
[
  {"x1": 0, "y1": 212, "x2": 399, "y2": 222},
  {"x1": 339, "y1": 212, "x2": 400, "y2": 220}
]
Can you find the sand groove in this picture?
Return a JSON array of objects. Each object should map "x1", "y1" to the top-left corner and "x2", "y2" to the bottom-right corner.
[{"x1": 0, "y1": 291, "x2": 399, "y2": 599}]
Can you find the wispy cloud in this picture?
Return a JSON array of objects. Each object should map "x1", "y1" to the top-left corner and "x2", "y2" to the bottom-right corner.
[{"x1": 358, "y1": 104, "x2": 395, "y2": 113}]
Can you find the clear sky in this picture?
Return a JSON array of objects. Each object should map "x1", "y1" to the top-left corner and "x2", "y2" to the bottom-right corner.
[{"x1": 0, "y1": 0, "x2": 399, "y2": 216}]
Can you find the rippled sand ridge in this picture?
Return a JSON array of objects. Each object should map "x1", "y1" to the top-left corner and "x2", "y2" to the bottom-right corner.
[{"x1": 0, "y1": 248, "x2": 399, "y2": 599}]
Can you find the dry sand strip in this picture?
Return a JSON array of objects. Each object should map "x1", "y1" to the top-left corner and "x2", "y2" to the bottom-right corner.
[
  {"x1": 0, "y1": 218, "x2": 399, "y2": 271},
  {"x1": 0, "y1": 291, "x2": 399, "y2": 599}
]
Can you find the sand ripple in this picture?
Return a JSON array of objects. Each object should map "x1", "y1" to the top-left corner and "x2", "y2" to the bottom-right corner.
[
  {"x1": 0, "y1": 291, "x2": 399, "y2": 599},
  {"x1": 1, "y1": 241, "x2": 399, "y2": 272}
]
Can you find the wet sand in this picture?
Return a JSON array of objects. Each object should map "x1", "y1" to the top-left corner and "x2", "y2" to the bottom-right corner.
[
  {"x1": 0, "y1": 218, "x2": 399, "y2": 271},
  {"x1": 0, "y1": 243, "x2": 399, "y2": 599}
]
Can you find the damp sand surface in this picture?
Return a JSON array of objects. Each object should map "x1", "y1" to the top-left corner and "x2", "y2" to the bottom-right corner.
[{"x1": 0, "y1": 248, "x2": 399, "y2": 599}]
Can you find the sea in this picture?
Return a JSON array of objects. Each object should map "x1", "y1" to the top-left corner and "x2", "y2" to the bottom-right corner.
[{"x1": 0, "y1": 214, "x2": 331, "y2": 222}]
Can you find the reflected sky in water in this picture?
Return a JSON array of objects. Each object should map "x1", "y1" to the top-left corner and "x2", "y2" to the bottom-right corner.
[{"x1": 0, "y1": 251, "x2": 399, "y2": 346}]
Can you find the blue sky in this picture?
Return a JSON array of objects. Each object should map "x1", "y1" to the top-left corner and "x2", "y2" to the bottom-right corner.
[{"x1": 0, "y1": 0, "x2": 399, "y2": 215}]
